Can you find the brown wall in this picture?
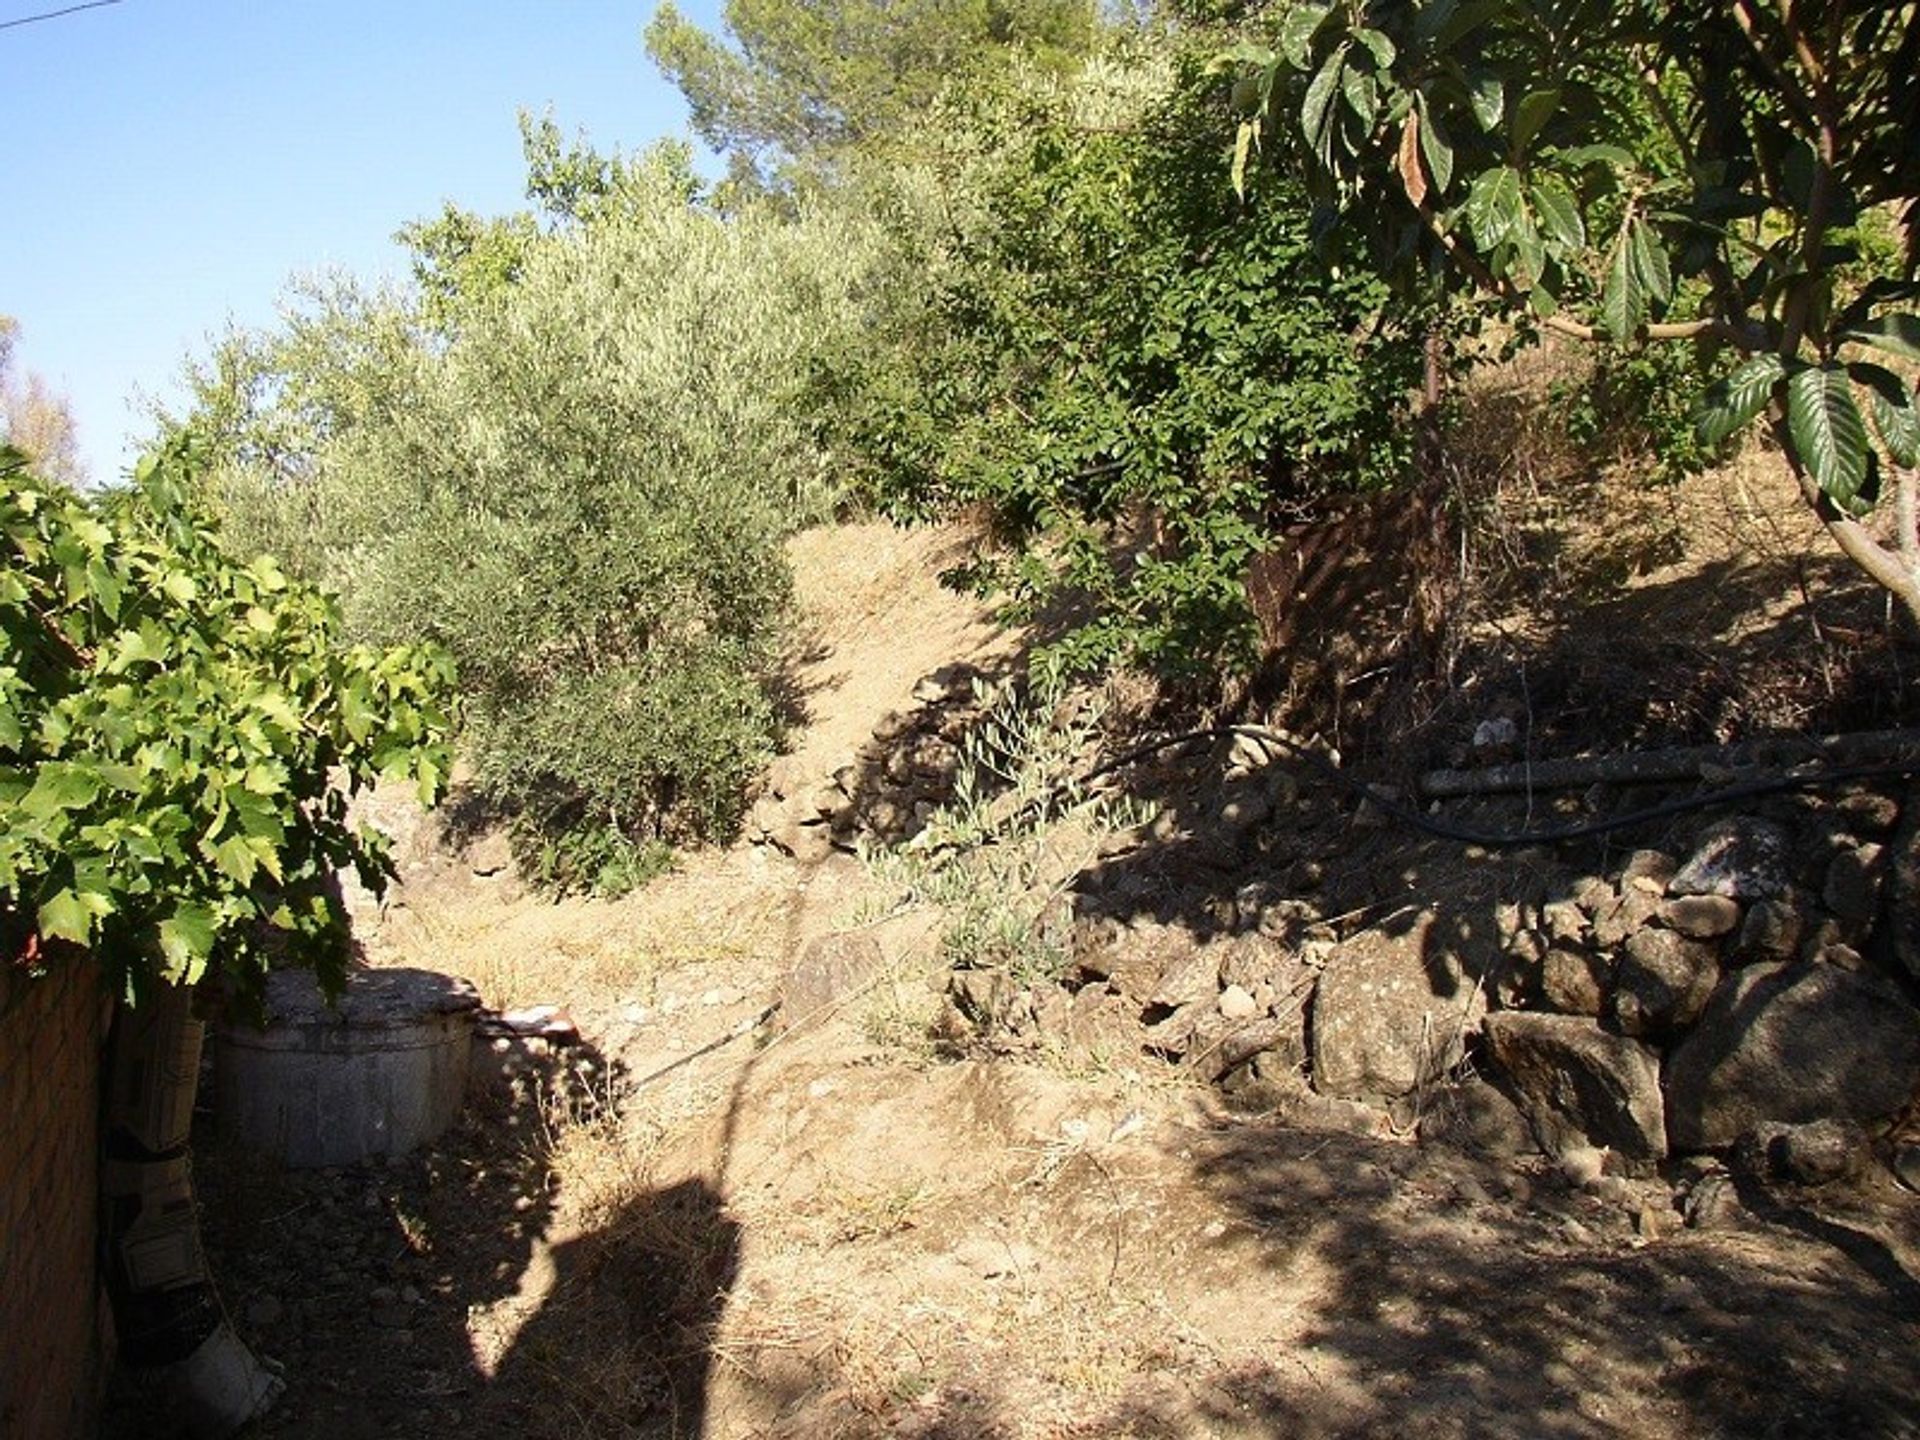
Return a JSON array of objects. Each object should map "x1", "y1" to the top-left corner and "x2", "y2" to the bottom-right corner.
[{"x1": 1, "y1": 961, "x2": 109, "y2": 1440}]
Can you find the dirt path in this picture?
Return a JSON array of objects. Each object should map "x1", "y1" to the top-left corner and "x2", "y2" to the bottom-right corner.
[{"x1": 150, "y1": 519, "x2": 1920, "y2": 1440}]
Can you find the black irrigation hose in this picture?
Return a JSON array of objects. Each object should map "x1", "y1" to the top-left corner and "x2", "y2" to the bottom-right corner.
[{"x1": 1021, "y1": 724, "x2": 1920, "y2": 851}]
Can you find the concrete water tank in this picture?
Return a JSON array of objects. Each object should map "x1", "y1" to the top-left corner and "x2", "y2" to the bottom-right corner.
[{"x1": 215, "y1": 967, "x2": 481, "y2": 1168}]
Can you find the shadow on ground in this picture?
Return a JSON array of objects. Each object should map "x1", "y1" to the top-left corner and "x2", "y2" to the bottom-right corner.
[{"x1": 103, "y1": 1021, "x2": 747, "y2": 1440}]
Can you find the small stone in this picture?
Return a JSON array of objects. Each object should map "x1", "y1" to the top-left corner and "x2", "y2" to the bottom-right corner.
[
  {"x1": 1733, "y1": 1118, "x2": 1867, "y2": 1187},
  {"x1": 1892, "y1": 1143, "x2": 1920, "y2": 1193},
  {"x1": 1472, "y1": 716, "x2": 1518, "y2": 751},
  {"x1": 1590, "y1": 1174, "x2": 1634, "y2": 1207},
  {"x1": 1635, "y1": 1203, "x2": 1681, "y2": 1241},
  {"x1": 1560, "y1": 1145, "x2": 1606, "y2": 1190},
  {"x1": 1151, "y1": 947, "x2": 1223, "y2": 1011},
  {"x1": 1541, "y1": 948, "x2": 1607, "y2": 1017},
  {"x1": 1735, "y1": 897, "x2": 1803, "y2": 964},
  {"x1": 1452, "y1": 1173, "x2": 1491, "y2": 1206},
  {"x1": 1660, "y1": 894, "x2": 1741, "y2": 939},
  {"x1": 244, "y1": 1294, "x2": 284, "y2": 1328},
  {"x1": 1543, "y1": 900, "x2": 1588, "y2": 946},
  {"x1": 1612, "y1": 928, "x2": 1719, "y2": 1039},
  {"x1": 1221, "y1": 794, "x2": 1274, "y2": 830},
  {"x1": 1592, "y1": 887, "x2": 1661, "y2": 947},
  {"x1": 1683, "y1": 1175, "x2": 1742, "y2": 1230},
  {"x1": 1623, "y1": 850, "x2": 1677, "y2": 891},
  {"x1": 1228, "y1": 731, "x2": 1279, "y2": 771},
  {"x1": 372, "y1": 1298, "x2": 412, "y2": 1330},
  {"x1": 1822, "y1": 843, "x2": 1885, "y2": 923},
  {"x1": 1813, "y1": 942, "x2": 1865, "y2": 971},
  {"x1": 466, "y1": 831, "x2": 513, "y2": 877},
  {"x1": 1836, "y1": 790, "x2": 1901, "y2": 835},
  {"x1": 1217, "y1": 984, "x2": 1259, "y2": 1021},
  {"x1": 1505, "y1": 928, "x2": 1548, "y2": 965}
]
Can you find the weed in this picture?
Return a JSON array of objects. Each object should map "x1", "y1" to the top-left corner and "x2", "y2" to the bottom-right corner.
[{"x1": 864, "y1": 674, "x2": 1153, "y2": 997}]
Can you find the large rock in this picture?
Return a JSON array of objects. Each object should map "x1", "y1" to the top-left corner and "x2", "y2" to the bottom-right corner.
[
  {"x1": 1664, "y1": 961, "x2": 1920, "y2": 1151},
  {"x1": 1084, "y1": 922, "x2": 1202, "y2": 1005},
  {"x1": 1669, "y1": 816, "x2": 1793, "y2": 900},
  {"x1": 1660, "y1": 894, "x2": 1742, "y2": 939},
  {"x1": 1611, "y1": 928, "x2": 1719, "y2": 1039},
  {"x1": 1482, "y1": 1012, "x2": 1667, "y2": 1167},
  {"x1": 780, "y1": 933, "x2": 886, "y2": 1030},
  {"x1": 1540, "y1": 947, "x2": 1608, "y2": 1017},
  {"x1": 1311, "y1": 917, "x2": 1484, "y2": 1101},
  {"x1": 1822, "y1": 843, "x2": 1885, "y2": 924}
]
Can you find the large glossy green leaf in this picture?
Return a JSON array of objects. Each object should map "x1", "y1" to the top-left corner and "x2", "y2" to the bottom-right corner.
[
  {"x1": 1851, "y1": 362, "x2": 1920, "y2": 468},
  {"x1": 1833, "y1": 281, "x2": 1920, "y2": 335},
  {"x1": 1232, "y1": 120, "x2": 1255, "y2": 197},
  {"x1": 1301, "y1": 49, "x2": 1347, "y2": 159},
  {"x1": 1353, "y1": 26, "x2": 1395, "y2": 68},
  {"x1": 1629, "y1": 221, "x2": 1673, "y2": 305},
  {"x1": 1341, "y1": 66, "x2": 1379, "y2": 131},
  {"x1": 1467, "y1": 71, "x2": 1504, "y2": 131},
  {"x1": 1279, "y1": 3, "x2": 1332, "y2": 69},
  {"x1": 1695, "y1": 353, "x2": 1785, "y2": 447},
  {"x1": 1467, "y1": 165, "x2": 1524, "y2": 250},
  {"x1": 1416, "y1": 92, "x2": 1454, "y2": 193},
  {"x1": 1529, "y1": 176, "x2": 1584, "y2": 252},
  {"x1": 1509, "y1": 88, "x2": 1561, "y2": 154},
  {"x1": 1557, "y1": 143, "x2": 1636, "y2": 170},
  {"x1": 1601, "y1": 228, "x2": 1647, "y2": 339},
  {"x1": 1839, "y1": 313, "x2": 1920, "y2": 364},
  {"x1": 1786, "y1": 365, "x2": 1873, "y2": 510}
]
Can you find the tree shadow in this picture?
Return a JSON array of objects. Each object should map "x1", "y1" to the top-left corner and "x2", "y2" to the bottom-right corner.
[
  {"x1": 105, "y1": 1021, "x2": 641, "y2": 1439},
  {"x1": 1121, "y1": 1118, "x2": 1920, "y2": 1440}
]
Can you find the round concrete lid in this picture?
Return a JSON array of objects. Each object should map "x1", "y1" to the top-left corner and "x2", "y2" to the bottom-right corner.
[{"x1": 256, "y1": 966, "x2": 483, "y2": 1028}]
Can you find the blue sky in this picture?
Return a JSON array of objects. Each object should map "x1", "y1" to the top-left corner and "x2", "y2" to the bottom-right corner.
[{"x1": 3, "y1": 0, "x2": 722, "y2": 484}]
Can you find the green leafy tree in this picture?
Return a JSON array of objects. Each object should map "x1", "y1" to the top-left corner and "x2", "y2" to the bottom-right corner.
[
  {"x1": 645, "y1": 0, "x2": 1098, "y2": 175},
  {"x1": 1222, "y1": 0, "x2": 1920, "y2": 624},
  {"x1": 1, "y1": 438, "x2": 453, "y2": 1002},
  {"x1": 169, "y1": 149, "x2": 892, "y2": 889},
  {"x1": 838, "y1": 45, "x2": 1425, "y2": 677}
]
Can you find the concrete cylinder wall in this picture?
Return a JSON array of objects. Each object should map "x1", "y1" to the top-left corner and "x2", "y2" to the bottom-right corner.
[{"x1": 215, "y1": 969, "x2": 477, "y2": 1169}]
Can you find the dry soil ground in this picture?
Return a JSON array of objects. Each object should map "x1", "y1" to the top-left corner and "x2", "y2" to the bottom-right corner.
[{"x1": 123, "y1": 497, "x2": 1920, "y2": 1440}]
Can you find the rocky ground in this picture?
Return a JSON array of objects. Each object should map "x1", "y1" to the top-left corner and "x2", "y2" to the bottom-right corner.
[{"x1": 108, "y1": 500, "x2": 1920, "y2": 1439}]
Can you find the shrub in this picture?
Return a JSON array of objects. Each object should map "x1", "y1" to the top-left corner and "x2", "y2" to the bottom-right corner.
[
  {"x1": 0, "y1": 439, "x2": 453, "y2": 1001},
  {"x1": 170, "y1": 147, "x2": 890, "y2": 884},
  {"x1": 835, "y1": 46, "x2": 1425, "y2": 680}
]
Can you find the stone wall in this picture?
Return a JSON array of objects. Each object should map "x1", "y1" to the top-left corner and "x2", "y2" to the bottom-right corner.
[{"x1": 0, "y1": 960, "x2": 110, "y2": 1440}]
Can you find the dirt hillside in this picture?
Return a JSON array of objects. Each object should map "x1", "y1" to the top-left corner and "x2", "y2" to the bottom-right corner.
[{"x1": 149, "y1": 494, "x2": 1920, "y2": 1440}]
